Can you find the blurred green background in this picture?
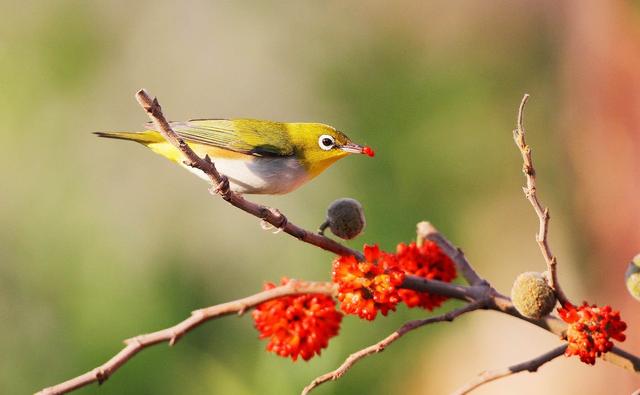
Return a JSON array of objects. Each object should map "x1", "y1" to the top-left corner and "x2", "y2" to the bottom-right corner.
[{"x1": 2, "y1": 1, "x2": 640, "y2": 394}]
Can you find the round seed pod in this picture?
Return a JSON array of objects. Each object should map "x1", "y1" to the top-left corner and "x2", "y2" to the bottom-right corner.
[
  {"x1": 625, "y1": 254, "x2": 640, "y2": 302},
  {"x1": 511, "y1": 272, "x2": 557, "y2": 319},
  {"x1": 320, "y1": 198, "x2": 366, "y2": 240}
]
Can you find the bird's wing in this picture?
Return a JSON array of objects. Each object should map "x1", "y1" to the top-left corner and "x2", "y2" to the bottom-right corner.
[{"x1": 150, "y1": 119, "x2": 295, "y2": 157}]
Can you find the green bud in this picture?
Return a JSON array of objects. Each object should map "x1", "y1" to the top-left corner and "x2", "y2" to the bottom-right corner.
[
  {"x1": 319, "y1": 198, "x2": 366, "y2": 240},
  {"x1": 511, "y1": 272, "x2": 557, "y2": 319},
  {"x1": 625, "y1": 254, "x2": 640, "y2": 301}
]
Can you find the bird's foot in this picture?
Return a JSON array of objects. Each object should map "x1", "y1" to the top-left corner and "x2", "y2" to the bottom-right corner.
[
  {"x1": 259, "y1": 208, "x2": 287, "y2": 234},
  {"x1": 209, "y1": 176, "x2": 231, "y2": 198}
]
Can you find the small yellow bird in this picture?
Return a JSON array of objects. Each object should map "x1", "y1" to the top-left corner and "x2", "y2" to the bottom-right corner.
[{"x1": 96, "y1": 119, "x2": 374, "y2": 194}]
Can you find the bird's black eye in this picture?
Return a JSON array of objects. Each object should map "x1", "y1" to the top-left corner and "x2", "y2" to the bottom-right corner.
[{"x1": 318, "y1": 134, "x2": 335, "y2": 151}]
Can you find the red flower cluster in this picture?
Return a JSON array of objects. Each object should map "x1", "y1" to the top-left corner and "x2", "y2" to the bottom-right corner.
[
  {"x1": 252, "y1": 279, "x2": 343, "y2": 361},
  {"x1": 332, "y1": 245, "x2": 405, "y2": 320},
  {"x1": 558, "y1": 302, "x2": 627, "y2": 365},
  {"x1": 395, "y1": 241, "x2": 457, "y2": 310}
]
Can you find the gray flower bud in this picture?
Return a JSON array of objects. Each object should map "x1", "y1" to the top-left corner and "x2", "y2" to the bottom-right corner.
[{"x1": 319, "y1": 198, "x2": 366, "y2": 240}]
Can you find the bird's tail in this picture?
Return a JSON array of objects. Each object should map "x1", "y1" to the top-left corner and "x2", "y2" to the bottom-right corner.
[{"x1": 94, "y1": 130, "x2": 164, "y2": 145}]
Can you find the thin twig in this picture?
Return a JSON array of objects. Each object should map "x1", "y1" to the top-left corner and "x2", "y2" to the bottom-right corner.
[
  {"x1": 452, "y1": 344, "x2": 567, "y2": 395},
  {"x1": 489, "y1": 292, "x2": 568, "y2": 337},
  {"x1": 512, "y1": 94, "x2": 570, "y2": 306},
  {"x1": 302, "y1": 300, "x2": 487, "y2": 395},
  {"x1": 417, "y1": 221, "x2": 486, "y2": 286},
  {"x1": 135, "y1": 89, "x2": 364, "y2": 260},
  {"x1": 401, "y1": 276, "x2": 482, "y2": 302},
  {"x1": 36, "y1": 280, "x2": 337, "y2": 395},
  {"x1": 411, "y1": 226, "x2": 640, "y2": 374},
  {"x1": 38, "y1": 273, "x2": 640, "y2": 395},
  {"x1": 603, "y1": 346, "x2": 640, "y2": 373}
]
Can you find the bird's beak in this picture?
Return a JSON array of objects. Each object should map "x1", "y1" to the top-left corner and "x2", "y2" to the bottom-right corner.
[{"x1": 340, "y1": 143, "x2": 375, "y2": 157}]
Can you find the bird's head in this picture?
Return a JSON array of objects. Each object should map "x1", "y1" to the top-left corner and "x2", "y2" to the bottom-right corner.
[{"x1": 288, "y1": 123, "x2": 374, "y2": 176}]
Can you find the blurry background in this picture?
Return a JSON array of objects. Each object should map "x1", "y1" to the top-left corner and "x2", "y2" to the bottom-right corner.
[{"x1": 2, "y1": 1, "x2": 639, "y2": 394}]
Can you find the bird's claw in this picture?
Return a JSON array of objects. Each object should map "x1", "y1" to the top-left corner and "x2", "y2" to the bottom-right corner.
[
  {"x1": 259, "y1": 208, "x2": 287, "y2": 233},
  {"x1": 210, "y1": 176, "x2": 230, "y2": 196},
  {"x1": 270, "y1": 208, "x2": 287, "y2": 230}
]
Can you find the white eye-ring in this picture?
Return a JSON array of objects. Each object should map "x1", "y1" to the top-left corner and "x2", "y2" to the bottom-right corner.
[{"x1": 318, "y1": 134, "x2": 335, "y2": 151}]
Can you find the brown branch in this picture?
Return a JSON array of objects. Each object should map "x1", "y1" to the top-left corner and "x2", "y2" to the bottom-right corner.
[
  {"x1": 301, "y1": 300, "x2": 487, "y2": 395},
  {"x1": 406, "y1": 231, "x2": 640, "y2": 375},
  {"x1": 512, "y1": 94, "x2": 571, "y2": 306},
  {"x1": 41, "y1": 92, "x2": 640, "y2": 395},
  {"x1": 134, "y1": 89, "x2": 364, "y2": 261},
  {"x1": 35, "y1": 280, "x2": 337, "y2": 395},
  {"x1": 417, "y1": 221, "x2": 486, "y2": 286},
  {"x1": 37, "y1": 259, "x2": 640, "y2": 395},
  {"x1": 489, "y1": 292, "x2": 568, "y2": 337},
  {"x1": 399, "y1": 277, "x2": 566, "y2": 337},
  {"x1": 401, "y1": 275, "x2": 482, "y2": 302},
  {"x1": 452, "y1": 344, "x2": 567, "y2": 395}
]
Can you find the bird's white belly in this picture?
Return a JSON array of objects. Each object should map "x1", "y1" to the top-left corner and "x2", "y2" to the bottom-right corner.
[{"x1": 180, "y1": 156, "x2": 309, "y2": 194}]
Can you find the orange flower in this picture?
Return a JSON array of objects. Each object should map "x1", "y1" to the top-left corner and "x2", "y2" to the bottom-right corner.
[
  {"x1": 252, "y1": 279, "x2": 342, "y2": 361},
  {"x1": 395, "y1": 241, "x2": 457, "y2": 310},
  {"x1": 332, "y1": 245, "x2": 405, "y2": 320},
  {"x1": 558, "y1": 302, "x2": 627, "y2": 365}
]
